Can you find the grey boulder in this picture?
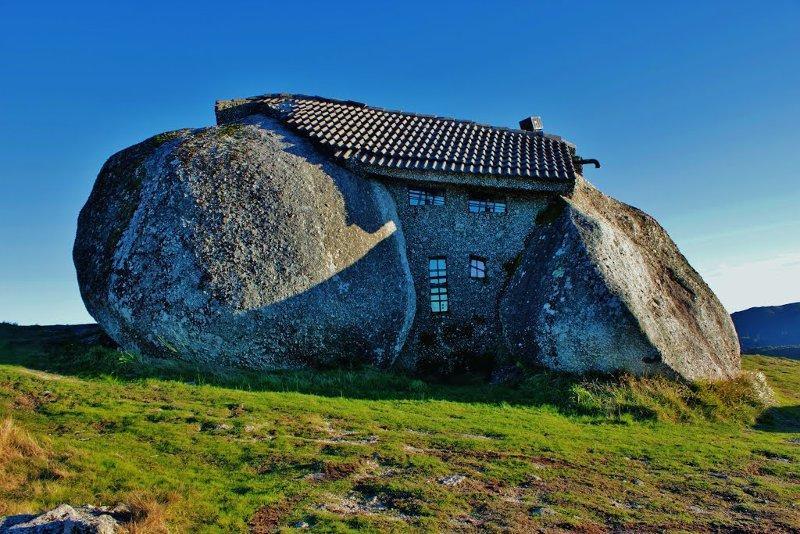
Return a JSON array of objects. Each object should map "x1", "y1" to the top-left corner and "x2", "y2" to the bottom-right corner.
[
  {"x1": 73, "y1": 116, "x2": 415, "y2": 369},
  {"x1": 0, "y1": 505, "x2": 121, "y2": 533},
  {"x1": 500, "y1": 176, "x2": 740, "y2": 381}
]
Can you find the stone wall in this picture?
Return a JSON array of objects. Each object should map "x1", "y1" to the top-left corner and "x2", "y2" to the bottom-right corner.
[{"x1": 380, "y1": 177, "x2": 550, "y2": 374}]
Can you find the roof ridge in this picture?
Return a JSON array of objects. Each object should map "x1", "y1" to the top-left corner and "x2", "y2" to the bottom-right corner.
[{"x1": 251, "y1": 93, "x2": 545, "y2": 138}]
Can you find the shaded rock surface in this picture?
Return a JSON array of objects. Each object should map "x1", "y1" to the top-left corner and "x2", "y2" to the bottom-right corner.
[
  {"x1": 0, "y1": 504, "x2": 126, "y2": 533},
  {"x1": 500, "y1": 176, "x2": 740, "y2": 380},
  {"x1": 74, "y1": 115, "x2": 415, "y2": 369}
]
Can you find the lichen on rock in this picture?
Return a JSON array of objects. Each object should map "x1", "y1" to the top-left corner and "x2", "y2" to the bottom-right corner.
[{"x1": 0, "y1": 504, "x2": 125, "y2": 533}]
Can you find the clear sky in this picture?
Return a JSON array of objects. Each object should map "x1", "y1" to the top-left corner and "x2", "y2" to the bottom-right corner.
[{"x1": 1, "y1": 1, "x2": 799, "y2": 324}]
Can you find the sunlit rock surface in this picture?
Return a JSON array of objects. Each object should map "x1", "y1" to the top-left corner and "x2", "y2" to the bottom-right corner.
[
  {"x1": 500, "y1": 176, "x2": 741, "y2": 381},
  {"x1": 74, "y1": 116, "x2": 415, "y2": 369}
]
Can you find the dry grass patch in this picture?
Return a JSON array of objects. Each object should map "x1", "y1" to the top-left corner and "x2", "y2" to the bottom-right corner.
[
  {"x1": 120, "y1": 491, "x2": 174, "y2": 534},
  {"x1": 0, "y1": 417, "x2": 50, "y2": 507},
  {"x1": 0, "y1": 417, "x2": 44, "y2": 465}
]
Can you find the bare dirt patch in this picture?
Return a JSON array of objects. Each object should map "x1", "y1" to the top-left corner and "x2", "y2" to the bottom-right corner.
[{"x1": 249, "y1": 495, "x2": 302, "y2": 533}]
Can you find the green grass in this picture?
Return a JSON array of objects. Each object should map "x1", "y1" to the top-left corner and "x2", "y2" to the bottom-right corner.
[{"x1": 0, "y1": 323, "x2": 798, "y2": 532}]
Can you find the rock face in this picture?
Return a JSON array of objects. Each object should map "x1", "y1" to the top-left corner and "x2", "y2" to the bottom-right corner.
[
  {"x1": 74, "y1": 116, "x2": 415, "y2": 369},
  {"x1": 500, "y1": 176, "x2": 741, "y2": 380},
  {"x1": 0, "y1": 504, "x2": 123, "y2": 533}
]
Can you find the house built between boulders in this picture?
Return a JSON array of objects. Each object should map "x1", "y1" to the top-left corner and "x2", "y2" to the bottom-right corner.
[{"x1": 73, "y1": 94, "x2": 741, "y2": 380}]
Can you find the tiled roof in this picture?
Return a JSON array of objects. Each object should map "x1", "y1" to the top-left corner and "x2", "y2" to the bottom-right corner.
[{"x1": 217, "y1": 94, "x2": 578, "y2": 183}]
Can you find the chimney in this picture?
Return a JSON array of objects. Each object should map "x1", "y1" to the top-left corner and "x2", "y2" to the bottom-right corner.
[{"x1": 519, "y1": 116, "x2": 543, "y2": 134}]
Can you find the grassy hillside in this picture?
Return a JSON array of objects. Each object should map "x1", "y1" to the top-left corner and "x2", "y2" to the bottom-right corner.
[{"x1": 0, "y1": 323, "x2": 798, "y2": 532}]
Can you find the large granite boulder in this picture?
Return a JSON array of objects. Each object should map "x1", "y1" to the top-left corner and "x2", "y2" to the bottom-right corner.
[
  {"x1": 500, "y1": 176, "x2": 740, "y2": 381},
  {"x1": 74, "y1": 116, "x2": 415, "y2": 369}
]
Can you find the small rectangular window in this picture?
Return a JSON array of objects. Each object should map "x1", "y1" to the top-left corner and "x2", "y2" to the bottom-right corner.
[
  {"x1": 409, "y1": 188, "x2": 445, "y2": 206},
  {"x1": 468, "y1": 197, "x2": 506, "y2": 214},
  {"x1": 469, "y1": 256, "x2": 486, "y2": 279},
  {"x1": 429, "y1": 257, "x2": 448, "y2": 313}
]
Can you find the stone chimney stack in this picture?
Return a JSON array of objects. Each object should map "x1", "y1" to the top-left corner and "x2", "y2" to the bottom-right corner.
[{"x1": 518, "y1": 116, "x2": 543, "y2": 134}]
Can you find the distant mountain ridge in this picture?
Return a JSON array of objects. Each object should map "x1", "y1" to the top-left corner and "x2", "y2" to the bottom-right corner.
[{"x1": 731, "y1": 302, "x2": 800, "y2": 358}]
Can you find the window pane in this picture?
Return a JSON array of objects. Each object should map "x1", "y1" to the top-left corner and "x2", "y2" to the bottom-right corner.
[
  {"x1": 429, "y1": 257, "x2": 448, "y2": 313},
  {"x1": 469, "y1": 257, "x2": 486, "y2": 278},
  {"x1": 468, "y1": 197, "x2": 506, "y2": 214},
  {"x1": 410, "y1": 188, "x2": 445, "y2": 206}
]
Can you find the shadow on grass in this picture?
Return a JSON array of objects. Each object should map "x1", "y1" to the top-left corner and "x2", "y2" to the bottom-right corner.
[
  {"x1": 755, "y1": 405, "x2": 800, "y2": 433},
  {"x1": 0, "y1": 323, "x2": 574, "y2": 406},
  {"x1": 0, "y1": 323, "x2": 774, "y2": 426}
]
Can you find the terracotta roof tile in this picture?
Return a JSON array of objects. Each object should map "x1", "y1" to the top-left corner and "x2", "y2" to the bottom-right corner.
[{"x1": 224, "y1": 94, "x2": 577, "y2": 182}]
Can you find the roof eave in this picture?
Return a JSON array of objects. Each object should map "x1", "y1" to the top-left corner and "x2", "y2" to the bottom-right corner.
[{"x1": 348, "y1": 161, "x2": 575, "y2": 194}]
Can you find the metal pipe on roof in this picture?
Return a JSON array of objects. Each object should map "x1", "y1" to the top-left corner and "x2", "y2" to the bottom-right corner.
[{"x1": 576, "y1": 158, "x2": 601, "y2": 168}]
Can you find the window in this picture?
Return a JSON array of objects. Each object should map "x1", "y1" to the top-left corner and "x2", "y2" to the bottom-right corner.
[
  {"x1": 469, "y1": 256, "x2": 486, "y2": 279},
  {"x1": 429, "y1": 257, "x2": 448, "y2": 313},
  {"x1": 409, "y1": 188, "x2": 445, "y2": 206},
  {"x1": 468, "y1": 197, "x2": 506, "y2": 214}
]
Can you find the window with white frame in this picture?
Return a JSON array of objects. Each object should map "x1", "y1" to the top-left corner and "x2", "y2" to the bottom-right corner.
[
  {"x1": 428, "y1": 257, "x2": 448, "y2": 313},
  {"x1": 409, "y1": 188, "x2": 445, "y2": 206},
  {"x1": 468, "y1": 197, "x2": 506, "y2": 214},
  {"x1": 469, "y1": 256, "x2": 486, "y2": 279}
]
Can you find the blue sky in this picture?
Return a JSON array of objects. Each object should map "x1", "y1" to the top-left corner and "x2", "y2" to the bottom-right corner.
[{"x1": 1, "y1": 1, "x2": 799, "y2": 324}]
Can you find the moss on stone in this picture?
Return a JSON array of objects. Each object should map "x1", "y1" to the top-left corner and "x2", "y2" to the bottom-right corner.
[
  {"x1": 151, "y1": 129, "x2": 187, "y2": 147},
  {"x1": 216, "y1": 123, "x2": 245, "y2": 138}
]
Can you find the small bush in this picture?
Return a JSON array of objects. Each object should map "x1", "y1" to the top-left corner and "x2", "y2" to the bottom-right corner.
[{"x1": 549, "y1": 373, "x2": 768, "y2": 424}]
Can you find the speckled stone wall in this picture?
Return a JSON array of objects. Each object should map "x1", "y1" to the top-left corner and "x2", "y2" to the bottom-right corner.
[{"x1": 379, "y1": 176, "x2": 551, "y2": 374}]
